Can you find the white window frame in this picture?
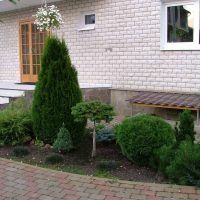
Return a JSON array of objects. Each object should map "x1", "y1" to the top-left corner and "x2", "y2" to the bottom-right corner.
[
  {"x1": 78, "y1": 11, "x2": 95, "y2": 31},
  {"x1": 160, "y1": 0, "x2": 200, "y2": 50}
]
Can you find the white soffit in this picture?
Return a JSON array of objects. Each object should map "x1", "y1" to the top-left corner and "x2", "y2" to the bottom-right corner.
[{"x1": 0, "y1": 0, "x2": 62, "y2": 13}]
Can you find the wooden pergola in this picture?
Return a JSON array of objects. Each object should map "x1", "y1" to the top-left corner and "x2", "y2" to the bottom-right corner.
[{"x1": 128, "y1": 92, "x2": 200, "y2": 125}]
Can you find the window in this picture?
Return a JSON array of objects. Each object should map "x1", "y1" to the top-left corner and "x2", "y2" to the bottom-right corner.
[
  {"x1": 161, "y1": 0, "x2": 200, "y2": 50},
  {"x1": 79, "y1": 12, "x2": 95, "y2": 31},
  {"x1": 85, "y1": 14, "x2": 95, "y2": 25}
]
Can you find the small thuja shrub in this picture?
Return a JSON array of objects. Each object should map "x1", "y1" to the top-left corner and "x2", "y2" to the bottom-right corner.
[
  {"x1": 96, "y1": 128, "x2": 116, "y2": 143},
  {"x1": 96, "y1": 160, "x2": 119, "y2": 171},
  {"x1": 53, "y1": 124, "x2": 73, "y2": 153},
  {"x1": 45, "y1": 153, "x2": 64, "y2": 164},
  {"x1": 13, "y1": 146, "x2": 30, "y2": 157},
  {"x1": 175, "y1": 110, "x2": 196, "y2": 143},
  {"x1": 32, "y1": 36, "x2": 85, "y2": 145}
]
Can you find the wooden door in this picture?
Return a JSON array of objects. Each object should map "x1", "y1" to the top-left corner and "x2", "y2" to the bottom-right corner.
[{"x1": 19, "y1": 21, "x2": 47, "y2": 83}]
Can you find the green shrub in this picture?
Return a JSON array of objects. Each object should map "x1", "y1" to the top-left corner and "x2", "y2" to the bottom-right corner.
[
  {"x1": 45, "y1": 153, "x2": 64, "y2": 164},
  {"x1": 32, "y1": 36, "x2": 85, "y2": 145},
  {"x1": 116, "y1": 115, "x2": 176, "y2": 165},
  {"x1": 96, "y1": 124, "x2": 105, "y2": 133},
  {"x1": 0, "y1": 98, "x2": 33, "y2": 146},
  {"x1": 166, "y1": 141, "x2": 200, "y2": 186},
  {"x1": 53, "y1": 125, "x2": 73, "y2": 153},
  {"x1": 13, "y1": 146, "x2": 30, "y2": 157},
  {"x1": 96, "y1": 160, "x2": 119, "y2": 171},
  {"x1": 96, "y1": 128, "x2": 115, "y2": 143},
  {"x1": 175, "y1": 110, "x2": 196, "y2": 143},
  {"x1": 151, "y1": 144, "x2": 177, "y2": 174}
]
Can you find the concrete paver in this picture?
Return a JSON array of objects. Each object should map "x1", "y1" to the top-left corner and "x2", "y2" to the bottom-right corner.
[{"x1": 0, "y1": 158, "x2": 199, "y2": 200}]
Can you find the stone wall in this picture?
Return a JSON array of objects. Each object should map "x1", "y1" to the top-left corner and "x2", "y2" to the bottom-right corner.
[{"x1": 0, "y1": 0, "x2": 200, "y2": 94}]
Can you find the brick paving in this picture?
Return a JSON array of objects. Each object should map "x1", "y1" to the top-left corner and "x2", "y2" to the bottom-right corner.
[{"x1": 0, "y1": 159, "x2": 200, "y2": 200}]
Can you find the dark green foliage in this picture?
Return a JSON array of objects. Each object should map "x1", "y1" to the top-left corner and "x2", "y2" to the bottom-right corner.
[
  {"x1": 32, "y1": 36, "x2": 85, "y2": 145},
  {"x1": 96, "y1": 128, "x2": 115, "y2": 143},
  {"x1": 116, "y1": 115, "x2": 176, "y2": 166},
  {"x1": 0, "y1": 98, "x2": 33, "y2": 146},
  {"x1": 13, "y1": 146, "x2": 30, "y2": 157},
  {"x1": 175, "y1": 110, "x2": 196, "y2": 143},
  {"x1": 53, "y1": 125, "x2": 73, "y2": 153},
  {"x1": 165, "y1": 141, "x2": 200, "y2": 186},
  {"x1": 45, "y1": 153, "x2": 64, "y2": 164},
  {"x1": 96, "y1": 160, "x2": 119, "y2": 171},
  {"x1": 151, "y1": 144, "x2": 177, "y2": 174}
]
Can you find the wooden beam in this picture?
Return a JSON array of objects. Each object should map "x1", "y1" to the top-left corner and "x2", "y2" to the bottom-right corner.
[{"x1": 130, "y1": 103, "x2": 199, "y2": 111}]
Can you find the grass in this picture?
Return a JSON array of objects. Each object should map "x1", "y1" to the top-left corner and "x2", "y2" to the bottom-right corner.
[
  {"x1": 10, "y1": 157, "x2": 86, "y2": 175},
  {"x1": 93, "y1": 170, "x2": 118, "y2": 180},
  {"x1": 9, "y1": 156, "x2": 119, "y2": 181}
]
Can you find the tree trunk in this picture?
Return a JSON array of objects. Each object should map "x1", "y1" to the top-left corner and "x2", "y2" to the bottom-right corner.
[{"x1": 91, "y1": 121, "x2": 96, "y2": 158}]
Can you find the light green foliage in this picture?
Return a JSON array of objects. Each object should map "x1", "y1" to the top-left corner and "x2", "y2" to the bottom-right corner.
[
  {"x1": 116, "y1": 115, "x2": 176, "y2": 166},
  {"x1": 0, "y1": 98, "x2": 33, "y2": 146},
  {"x1": 32, "y1": 36, "x2": 85, "y2": 145},
  {"x1": 53, "y1": 124, "x2": 73, "y2": 153},
  {"x1": 13, "y1": 146, "x2": 30, "y2": 157},
  {"x1": 166, "y1": 141, "x2": 200, "y2": 186},
  {"x1": 45, "y1": 153, "x2": 64, "y2": 164},
  {"x1": 96, "y1": 128, "x2": 116, "y2": 143},
  {"x1": 175, "y1": 110, "x2": 196, "y2": 143}
]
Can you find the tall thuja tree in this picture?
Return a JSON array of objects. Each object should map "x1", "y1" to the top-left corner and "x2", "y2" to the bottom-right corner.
[{"x1": 32, "y1": 36, "x2": 85, "y2": 145}]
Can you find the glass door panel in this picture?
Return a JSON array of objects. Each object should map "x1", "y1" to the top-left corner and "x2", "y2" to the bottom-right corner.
[{"x1": 20, "y1": 21, "x2": 47, "y2": 83}]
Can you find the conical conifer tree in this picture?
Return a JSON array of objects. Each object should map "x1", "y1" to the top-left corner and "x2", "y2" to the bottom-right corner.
[{"x1": 32, "y1": 36, "x2": 85, "y2": 145}]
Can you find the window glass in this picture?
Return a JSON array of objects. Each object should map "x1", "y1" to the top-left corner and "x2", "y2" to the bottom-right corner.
[
  {"x1": 85, "y1": 14, "x2": 95, "y2": 25},
  {"x1": 167, "y1": 5, "x2": 194, "y2": 42}
]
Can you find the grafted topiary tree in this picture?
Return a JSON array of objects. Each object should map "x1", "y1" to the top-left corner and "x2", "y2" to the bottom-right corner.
[{"x1": 32, "y1": 36, "x2": 85, "y2": 145}]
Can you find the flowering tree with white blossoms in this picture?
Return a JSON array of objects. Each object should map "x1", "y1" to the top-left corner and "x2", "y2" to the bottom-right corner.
[{"x1": 34, "y1": 3, "x2": 63, "y2": 31}]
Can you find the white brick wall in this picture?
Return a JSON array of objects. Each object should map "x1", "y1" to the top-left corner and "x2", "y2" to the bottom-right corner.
[{"x1": 0, "y1": 0, "x2": 200, "y2": 94}]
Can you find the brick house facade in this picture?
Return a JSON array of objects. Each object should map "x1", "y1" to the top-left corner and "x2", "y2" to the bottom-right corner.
[{"x1": 0, "y1": 0, "x2": 200, "y2": 116}]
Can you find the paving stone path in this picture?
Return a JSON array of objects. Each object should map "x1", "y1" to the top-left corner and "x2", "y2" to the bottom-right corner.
[{"x1": 0, "y1": 159, "x2": 200, "y2": 200}]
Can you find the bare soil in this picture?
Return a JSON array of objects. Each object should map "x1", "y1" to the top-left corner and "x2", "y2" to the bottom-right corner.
[{"x1": 0, "y1": 133, "x2": 164, "y2": 183}]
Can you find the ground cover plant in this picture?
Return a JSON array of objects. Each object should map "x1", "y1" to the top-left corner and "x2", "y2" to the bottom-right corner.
[
  {"x1": 32, "y1": 36, "x2": 85, "y2": 145},
  {"x1": 72, "y1": 101, "x2": 115, "y2": 157}
]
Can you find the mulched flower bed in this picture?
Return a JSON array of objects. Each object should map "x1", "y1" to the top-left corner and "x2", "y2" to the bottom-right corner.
[{"x1": 0, "y1": 133, "x2": 164, "y2": 184}]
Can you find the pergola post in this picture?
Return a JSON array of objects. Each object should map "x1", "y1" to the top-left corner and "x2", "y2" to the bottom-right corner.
[{"x1": 197, "y1": 110, "x2": 200, "y2": 125}]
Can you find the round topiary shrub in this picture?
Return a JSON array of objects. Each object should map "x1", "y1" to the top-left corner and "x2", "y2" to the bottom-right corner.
[
  {"x1": 45, "y1": 153, "x2": 64, "y2": 164},
  {"x1": 13, "y1": 146, "x2": 30, "y2": 157},
  {"x1": 116, "y1": 115, "x2": 176, "y2": 165}
]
